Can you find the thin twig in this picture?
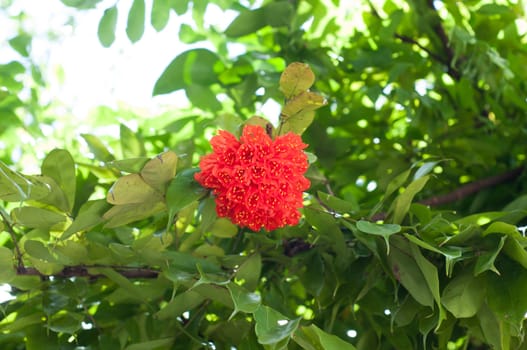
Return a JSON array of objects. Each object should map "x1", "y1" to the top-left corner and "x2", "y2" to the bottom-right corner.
[{"x1": 0, "y1": 207, "x2": 24, "y2": 270}]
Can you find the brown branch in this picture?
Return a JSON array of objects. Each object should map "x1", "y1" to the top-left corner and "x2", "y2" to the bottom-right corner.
[
  {"x1": 371, "y1": 165, "x2": 524, "y2": 221},
  {"x1": 394, "y1": 33, "x2": 446, "y2": 64},
  {"x1": 16, "y1": 265, "x2": 159, "y2": 279},
  {"x1": 425, "y1": 0, "x2": 461, "y2": 80},
  {"x1": 420, "y1": 166, "x2": 525, "y2": 207}
]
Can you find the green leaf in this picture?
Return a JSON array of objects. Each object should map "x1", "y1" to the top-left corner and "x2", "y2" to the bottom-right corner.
[
  {"x1": 0, "y1": 246, "x2": 15, "y2": 283},
  {"x1": 300, "y1": 252, "x2": 325, "y2": 297},
  {"x1": 304, "y1": 207, "x2": 349, "y2": 269},
  {"x1": 41, "y1": 149, "x2": 76, "y2": 212},
  {"x1": 316, "y1": 191, "x2": 359, "y2": 214},
  {"x1": 47, "y1": 312, "x2": 83, "y2": 334},
  {"x1": 279, "y1": 62, "x2": 315, "y2": 99},
  {"x1": 227, "y1": 282, "x2": 261, "y2": 319},
  {"x1": 92, "y1": 267, "x2": 151, "y2": 301},
  {"x1": 357, "y1": 220, "x2": 401, "y2": 254},
  {"x1": 441, "y1": 272, "x2": 486, "y2": 318},
  {"x1": 179, "y1": 23, "x2": 206, "y2": 43},
  {"x1": 385, "y1": 169, "x2": 411, "y2": 199},
  {"x1": 24, "y1": 240, "x2": 56, "y2": 262},
  {"x1": 126, "y1": 0, "x2": 145, "y2": 43},
  {"x1": 12, "y1": 207, "x2": 66, "y2": 229},
  {"x1": 151, "y1": 0, "x2": 170, "y2": 31},
  {"x1": 209, "y1": 218, "x2": 238, "y2": 238},
  {"x1": 225, "y1": 1, "x2": 294, "y2": 37},
  {"x1": 413, "y1": 161, "x2": 441, "y2": 181},
  {"x1": 60, "y1": 0, "x2": 101, "y2": 9},
  {"x1": 390, "y1": 175, "x2": 430, "y2": 224},
  {"x1": 483, "y1": 221, "x2": 520, "y2": 237},
  {"x1": 8, "y1": 34, "x2": 31, "y2": 57},
  {"x1": 408, "y1": 241, "x2": 444, "y2": 325},
  {"x1": 98, "y1": 6, "x2": 118, "y2": 47},
  {"x1": 185, "y1": 84, "x2": 222, "y2": 111},
  {"x1": 474, "y1": 235, "x2": 506, "y2": 276},
  {"x1": 103, "y1": 201, "x2": 166, "y2": 228},
  {"x1": 503, "y1": 236, "x2": 527, "y2": 269},
  {"x1": 153, "y1": 49, "x2": 222, "y2": 95},
  {"x1": 54, "y1": 241, "x2": 89, "y2": 265},
  {"x1": 166, "y1": 168, "x2": 207, "y2": 213},
  {"x1": 124, "y1": 338, "x2": 174, "y2": 350},
  {"x1": 388, "y1": 236, "x2": 434, "y2": 307},
  {"x1": 235, "y1": 253, "x2": 262, "y2": 291},
  {"x1": 170, "y1": 0, "x2": 189, "y2": 15},
  {"x1": 293, "y1": 324, "x2": 357, "y2": 350},
  {"x1": 156, "y1": 290, "x2": 205, "y2": 320},
  {"x1": 404, "y1": 233, "x2": 466, "y2": 277},
  {"x1": 0, "y1": 163, "x2": 50, "y2": 202},
  {"x1": 62, "y1": 199, "x2": 108, "y2": 239},
  {"x1": 253, "y1": 305, "x2": 301, "y2": 347},
  {"x1": 107, "y1": 157, "x2": 149, "y2": 173},
  {"x1": 81, "y1": 134, "x2": 115, "y2": 162},
  {"x1": 120, "y1": 124, "x2": 146, "y2": 158}
]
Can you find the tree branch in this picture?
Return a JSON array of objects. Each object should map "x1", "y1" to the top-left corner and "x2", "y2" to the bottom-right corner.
[
  {"x1": 371, "y1": 166, "x2": 524, "y2": 221},
  {"x1": 16, "y1": 265, "x2": 159, "y2": 279},
  {"x1": 425, "y1": 0, "x2": 461, "y2": 80},
  {"x1": 420, "y1": 166, "x2": 524, "y2": 207}
]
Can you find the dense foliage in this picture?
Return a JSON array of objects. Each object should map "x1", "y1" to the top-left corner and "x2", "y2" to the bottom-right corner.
[{"x1": 1, "y1": 0, "x2": 527, "y2": 349}]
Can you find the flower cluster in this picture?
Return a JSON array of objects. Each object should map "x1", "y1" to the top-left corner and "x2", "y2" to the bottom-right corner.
[{"x1": 195, "y1": 124, "x2": 310, "y2": 231}]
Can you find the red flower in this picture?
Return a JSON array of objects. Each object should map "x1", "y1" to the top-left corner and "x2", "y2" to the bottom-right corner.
[{"x1": 195, "y1": 124, "x2": 310, "y2": 231}]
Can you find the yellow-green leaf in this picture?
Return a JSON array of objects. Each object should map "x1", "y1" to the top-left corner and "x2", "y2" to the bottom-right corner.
[
  {"x1": 107, "y1": 173, "x2": 161, "y2": 205},
  {"x1": 140, "y1": 151, "x2": 177, "y2": 192},
  {"x1": 279, "y1": 62, "x2": 315, "y2": 99}
]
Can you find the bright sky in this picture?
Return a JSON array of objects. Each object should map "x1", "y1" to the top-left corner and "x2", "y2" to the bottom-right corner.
[{"x1": 2, "y1": 0, "x2": 242, "y2": 117}]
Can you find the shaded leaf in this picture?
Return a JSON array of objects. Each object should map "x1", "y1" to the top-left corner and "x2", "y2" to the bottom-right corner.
[
  {"x1": 12, "y1": 207, "x2": 66, "y2": 229},
  {"x1": 390, "y1": 175, "x2": 429, "y2": 224},
  {"x1": 156, "y1": 290, "x2": 204, "y2": 320},
  {"x1": 125, "y1": 338, "x2": 174, "y2": 350},
  {"x1": 388, "y1": 236, "x2": 434, "y2": 307},
  {"x1": 235, "y1": 253, "x2": 262, "y2": 291},
  {"x1": 253, "y1": 305, "x2": 301, "y2": 347},
  {"x1": 103, "y1": 201, "x2": 166, "y2": 228},
  {"x1": 209, "y1": 218, "x2": 238, "y2": 238},
  {"x1": 474, "y1": 235, "x2": 506, "y2": 276},
  {"x1": 357, "y1": 220, "x2": 401, "y2": 254},
  {"x1": 166, "y1": 168, "x2": 207, "y2": 213},
  {"x1": 24, "y1": 240, "x2": 56, "y2": 262},
  {"x1": 293, "y1": 323, "x2": 357, "y2": 350},
  {"x1": 227, "y1": 282, "x2": 261, "y2": 319},
  {"x1": 62, "y1": 199, "x2": 108, "y2": 239},
  {"x1": 0, "y1": 246, "x2": 15, "y2": 283},
  {"x1": 442, "y1": 272, "x2": 485, "y2": 318}
]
